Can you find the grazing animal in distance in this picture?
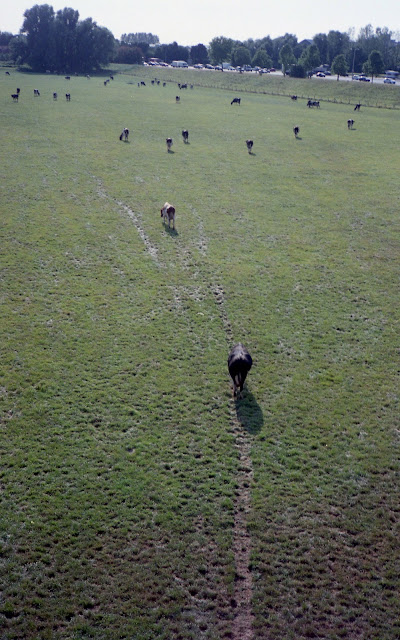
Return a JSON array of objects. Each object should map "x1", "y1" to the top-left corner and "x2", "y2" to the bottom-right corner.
[
  {"x1": 307, "y1": 99, "x2": 320, "y2": 108},
  {"x1": 5, "y1": 71, "x2": 10, "y2": 75},
  {"x1": 119, "y1": 127, "x2": 129, "y2": 141},
  {"x1": 354, "y1": 103, "x2": 361, "y2": 111},
  {"x1": 65, "y1": 93, "x2": 71, "y2": 101},
  {"x1": 34, "y1": 89, "x2": 40, "y2": 96},
  {"x1": 228, "y1": 343, "x2": 253, "y2": 397},
  {"x1": 291, "y1": 95, "x2": 297, "y2": 101},
  {"x1": 176, "y1": 95, "x2": 180, "y2": 102},
  {"x1": 347, "y1": 119, "x2": 354, "y2": 129},
  {"x1": 65, "y1": 76, "x2": 70, "y2": 80},
  {"x1": 53, "y1": 92, "x2": 57, "y2": 100},
  {"x1": 16, "y1": 88, "x2": 20, "y2": 94},
  {"x1": 293, "y1": 125, "x2": 300, "y2": 137},
  {"x1": 231, "y1": 97, "x2": 241, "y2": 105},
  {"x1": 11, "y1": 93, "x2": 18, "y2": 101},
  {"x1": 160, "y1": 202, "x2": 176, "y2": 230},
  {"x1": 182, "y1": 130, "x2": 189, "y2": 143},
  {"x1": 166, "y1": 137, "x2": 173, "y2": 152},
  {"x1": 246, "y1": 139, "x2": 254, "y2": 153}
]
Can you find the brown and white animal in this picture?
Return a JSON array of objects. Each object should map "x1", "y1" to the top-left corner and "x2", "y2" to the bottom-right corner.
[
  {"x1": 246, "y1": 139, "x2": 254, "y2": 153},
  {"x1": 293, "y1": 125, "x2": 300, "y2": 137},
  {"x1": 160, "y1": 202, "x2": 176, "y2": 230},
  {"x1": 228, "y1": 343, "x2": 253, "y2": 396},
  {"x1": 347, "y1": 119, "x2": 354, "y2": 129},
  {"x1": 231, "y1": 97, "x2": 241, "y2": 105},
  {"x1": 182, "y1": 130, "x2": 189, "y2": 143},
  {"x1": 166, "y1": 137, "x2": 173, "y2": 152},
  {"x1": 119, "y1": 127, "x2": 129, "y2": 141}
]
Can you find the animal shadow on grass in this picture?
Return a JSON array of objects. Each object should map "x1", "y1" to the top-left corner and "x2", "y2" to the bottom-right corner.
[
  {"x1": 234, "y1": 389, "x2": 263, "y2": 435},
  {"x1": 164, "y1": 226, "x2": 178, "y2": 237}
]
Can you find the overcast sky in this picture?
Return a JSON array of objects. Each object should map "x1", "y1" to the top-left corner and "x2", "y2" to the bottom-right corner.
[{"x1": 1, "y1": 0, "x2": 399, "y2": 45}]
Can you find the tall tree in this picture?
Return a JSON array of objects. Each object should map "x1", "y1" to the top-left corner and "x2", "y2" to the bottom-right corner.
[
  {"x1": 363, "y1": 49, "x2": 384, "y2": 81},
  {"x1": 299, "y1": 44, "x2": 320, "y2": 72},
  {"x1": 74, "y1": 18, "x2": 115, "y2": 72},
  {"x1": 208, "y1": 36, "x2": 234, "y2": 66},
  {"x1": 53, "y1": 8, "x2": 79, "y2": 72},
  {"x1": 331, "y1": 53, "x2": 348, "y2": 80},
  {"x1": 327, "y1": 30, "x2": 350, "y2": 65},
  {"x1": 313, "y1": 33, "x2": 328, "y2": 63},
  {"x1": 279, "y1": 42, "x2": 296, "y2": 75},
  {"x1": 231, "y1": 45, "x2": 251, "y2": 67},
  {"x1": 21, "y1": 4, "x2": 56, "y2": 71},
  {"x1": 251, "y1": 48, "x2": 272, "y2": 69},
  {"x1": 190, "y1": 43, "x2": 209, "y2": 65}
]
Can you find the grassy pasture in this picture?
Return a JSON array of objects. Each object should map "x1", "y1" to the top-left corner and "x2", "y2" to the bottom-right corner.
[{"x1": 1, "y1": 69, "x2": 399, "y2": 639}]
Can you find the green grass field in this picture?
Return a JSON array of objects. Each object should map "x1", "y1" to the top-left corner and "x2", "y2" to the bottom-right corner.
[{"x1": 1, "y1": 66, "x2": 399, "y2": 640}]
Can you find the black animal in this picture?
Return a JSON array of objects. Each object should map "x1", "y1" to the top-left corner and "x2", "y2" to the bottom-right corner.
[
  {"x1": 34, "y1": 89, "x2": 40, "y2": 96},
  {"x1": 307, "y1": 100, "x2": 320, "y2": 108},
  {"x1": 246, "y1": 139, "x2": 254, "y2": 153},
  {"x1": 231, "y1": 97, "x2": 241, "y2": 105},
  {"x1": 65, "y1": 93, "x2": 71, "y2": 101},
  {"x1": 291, "y1": 95, "x2": 297, "y2": 101},
  {"x1": 53, "y1": 92, "x2": 57, "y2": 100},
  {"x1": 5, "y1": 71, "x2": 10, "y2": 75},
  {"x1": 228, "y1": 344, "x2": 253, "y2": 396},
  {"x1": 293, "y1": 126, "x2": 300, "y2": 137},
  {"x1": 354, "y1": 103, "x2": 361, "y2": 111},
  {"x1": 182, "y1": 130, "x2": 189, "y2": 143},
  {"x1": 65, "y1": 76, "x2": 70, "y2": 80},
  {"x1": 347, "y1": 119, "x2": 354, "y2": 129},
  {"x1": 11, "y1": 93, "x2": 18, "y2": 101},
  {"x1": 176, "y1": 96, "x2": 180, "y2": 102},
  {"x1": 141, "y1": 81, "x2": 146, "y2": 86},
  {"x1": 119, "y1": 127, "x2": 129, "y2": 141},
  {"x1": 166, "y1": 137, "x2": 173, "y2": 151},
  {"x1": 16, "y1": 88, "x2": 20, "y2": 94}
]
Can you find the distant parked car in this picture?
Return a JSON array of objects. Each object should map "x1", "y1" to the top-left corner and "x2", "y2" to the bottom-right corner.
[
  {"x1": 269, "y1": 68, "x2": 276, "y2": 72},
  {"x1": 359, "y1": 76, "x2": 371, "y2": 82},
  {"x1": 316, "y1": 72, "x2": 325, "y2": 77},
  {"x1": 383, "y1": 77, "x2": 396, "y2": 84}
]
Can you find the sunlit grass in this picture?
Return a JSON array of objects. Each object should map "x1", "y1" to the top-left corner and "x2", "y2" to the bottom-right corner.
[{"x1": 1, "y1": 69, "x2": 399, "y2": 639}]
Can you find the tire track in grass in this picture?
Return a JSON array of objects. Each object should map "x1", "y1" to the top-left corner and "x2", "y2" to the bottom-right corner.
[
  {"x1": 94, "y1": 176, "x2": 254, "y2": 639},
  {"x1": 213, "y1": 285, "x2": 255, "y2": 640},
  {"x1": 93, "y1": 176, "x2": 161, "y2": 267}
]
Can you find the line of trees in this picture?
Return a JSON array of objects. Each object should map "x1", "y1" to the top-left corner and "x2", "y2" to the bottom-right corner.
[
  {"x1": 3, "y1": 4, "x2": 115, "y2": 73},
  {"x1": 1, "y1": 5, "x2": 399, "y2": 76}
]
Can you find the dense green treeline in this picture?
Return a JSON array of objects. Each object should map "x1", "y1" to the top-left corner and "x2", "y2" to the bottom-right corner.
[{"x1": 0, "y1": 4, "x2": 399, "y2": 74}]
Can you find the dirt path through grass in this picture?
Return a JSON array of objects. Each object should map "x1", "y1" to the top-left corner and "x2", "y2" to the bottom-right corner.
[{"x1": 95, "y1": 174, "x2": 255, "y2": 638}]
